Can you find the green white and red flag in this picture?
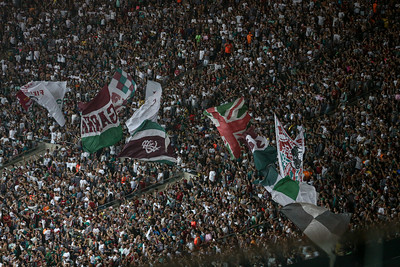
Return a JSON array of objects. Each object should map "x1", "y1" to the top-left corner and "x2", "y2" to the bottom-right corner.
[
  {"x1": 79, "y1": 86, "x2": 123, "y2": 153},
  {"x1": 274, "y1": 114, "x2": 305, "y2": 181},
  {"x1": 204, "y1": 97, "x2": 250, "y2": 159},
  {"x1": 108, "y1": 69, "x2": 136, "y2": 113}
]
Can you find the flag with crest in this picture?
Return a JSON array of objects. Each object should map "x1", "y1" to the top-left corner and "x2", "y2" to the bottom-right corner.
[
  {"x1": 119, "y1": 120, "x2": 176, "y2": 165},
  {"x1": 275, "y1": 114, "x2": 305, "y2": 181}
]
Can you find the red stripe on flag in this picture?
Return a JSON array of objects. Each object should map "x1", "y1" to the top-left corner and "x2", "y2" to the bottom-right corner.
[
  {"x1": 16, "y1": 90, "x2": 33, "y2": 111},
  {"x1": 206, "y1": 99, "x2": 250, "y2": 158}
]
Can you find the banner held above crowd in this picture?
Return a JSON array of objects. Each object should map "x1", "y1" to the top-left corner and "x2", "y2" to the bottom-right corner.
[
  {"x1": 204, "y1": 97, "x2": 251, "y2": 159},
  {"x1": 125, "y1": 81, "x2": 162, "y2": 134},
  {"x1": 79, "y1": 85, "x2": 123, "y2": 153},
  {"x1": 242, "y1": 127, "x2": 277, "y2": 186},
  {"x1": 108, "y1": 68, "x2": 136, "y2": 113},
  {"x1": 275, "y1": 114, "x2": 305, "y2": 182},
  {"x1": 281, "y1": 203, "x2": 352, "y2": 267},
  {"x1": 19, "y1": 81, "x2": 69, "y2": 126},
  {"x1": 119, "y1": 120, "x2": 176, "y2": 165}
]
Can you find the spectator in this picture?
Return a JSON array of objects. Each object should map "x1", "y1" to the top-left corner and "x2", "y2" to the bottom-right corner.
[{"x1": 0, "y1": 0, "x2": 399, "y2": 266}]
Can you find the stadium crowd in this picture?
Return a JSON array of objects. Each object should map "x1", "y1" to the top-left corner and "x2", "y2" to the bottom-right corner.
[{"x1": 0, "y1": 0, "x2": 399, "y2": 266}]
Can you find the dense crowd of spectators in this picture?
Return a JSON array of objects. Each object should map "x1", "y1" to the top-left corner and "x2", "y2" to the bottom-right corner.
[{"x1": 0, "y1": 0, "x2": 400, "y2": 266}]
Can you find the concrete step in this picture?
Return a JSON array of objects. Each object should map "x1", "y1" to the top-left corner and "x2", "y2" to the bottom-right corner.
[{"x1": 1, "y1": 142, "x2": 59, "y2": 170}]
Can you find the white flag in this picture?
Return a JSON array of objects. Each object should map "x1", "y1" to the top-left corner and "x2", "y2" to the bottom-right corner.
[
  {"x1": 41, "y1": 81, "x2": 69, "y2": 110},
  {"x1": 145, "y1": 226, "x2": 152, "y2": 241},
  {"x1": 145, "y1": 80, "x2": 162, "y2": 100},
  {"x1": 21, "y1": 81, "x2": 69, "y2": 126},
  {"x1": 125, "y1": 90, "x2": 161, "y2": 134}
]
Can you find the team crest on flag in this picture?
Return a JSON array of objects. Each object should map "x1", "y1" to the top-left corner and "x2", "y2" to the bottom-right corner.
[
  {"x1": 142, "y1": 140, "x2": 161, "y2": 153},
  {"x1": 108, "y1": 69, "x2": 136, "y2": 112},
  {"x1": 275, "y1": 114, "x2": 305, "y2": 181},
  {"x1": 118, "y1": 120, "x2": 176, "y2": 165}
]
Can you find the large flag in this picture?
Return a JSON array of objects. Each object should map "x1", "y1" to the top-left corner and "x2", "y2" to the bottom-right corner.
[
  {"x1": 253, "y1": 165, "x2": 280, "y2": 187},
  {"x1": 268, "y1": 176, "x2": 317, "y2": 206},
  {"x1": 79, "y1": 86, "x2": 123, "y2": 153},
  {"x1": 119, "y1": 120, "x2": 176, "y2": 165},
  {"x1": 125, "y1": 82, "x2": 162, "y2": 134},
  {"x1": 257, "y1": 162, "x2": 316, "y2": 206},
  {"x1": 281, "y1": 203, "x2": 351, "y2": 267},
  {"x1": 108, "y1": 69, "x2": 136, "y2": 112},
  {"x1": 16, "y1": 90, "x2": 33, "y2": 111},
  {"x1": 275, "y1": 114, "x2": 305, "y2": 181},
  {"x1": 20, "y1": 81, "x2": 69, "y2": 126},
  {"x1": 243, "y1": 128, "x2": 277, "y2": 186},
  {"x1": 145, "y1": 80, "x2": 162, "y2": 100},
  {"x1": 44, "y1": 81, "x2": 69, "y2": 111},
  {"x1": 204, "y1": 97, "x2": 250, "y2": 159}
]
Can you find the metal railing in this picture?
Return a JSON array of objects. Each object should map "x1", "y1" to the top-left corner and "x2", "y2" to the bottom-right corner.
[
  {"x1": 0, "y1": 142, "x2": 46, "y2": 170},
  {"x1": 97, "y1": 171, "x2": 184, "y2": 210}
]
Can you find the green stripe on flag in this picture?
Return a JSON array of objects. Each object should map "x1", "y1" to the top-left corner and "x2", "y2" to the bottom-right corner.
[
  {"x1": 273, "y1": 176, "x2": 299, "y2": 201},
  {"x1": 237, "y1": 105, "x2": 247, "y2": 118},
  {"x1": 134, "y1": 120, "x2": 166, "y2": 134},
  {"x1": 258, "y1": 165, "x2": 279, "y2": 186},
  {"x1": 82, "y1": 125, "x2": 123, "y2": 153},
  {"x1": 216, "y1": 100, "x2": 235, "y2": 116}
]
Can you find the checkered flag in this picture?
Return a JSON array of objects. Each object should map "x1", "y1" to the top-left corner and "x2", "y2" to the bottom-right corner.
[
  {"x1": 281, "y1": 203, "x2": 351, "y2": 267},
  {"x1": 108, "y1": 69, "x2": 137, "y2": 113}
]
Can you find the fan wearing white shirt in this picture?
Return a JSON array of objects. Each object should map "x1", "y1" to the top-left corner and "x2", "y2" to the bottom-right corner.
[{"x1": 209, "y1": 169, "x2": 216, "y2": 184}]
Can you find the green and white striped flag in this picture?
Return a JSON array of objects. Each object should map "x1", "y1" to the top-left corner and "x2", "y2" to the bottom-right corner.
[{"x1": 264, "y1": 168, "x2": 317, "y2": 206}]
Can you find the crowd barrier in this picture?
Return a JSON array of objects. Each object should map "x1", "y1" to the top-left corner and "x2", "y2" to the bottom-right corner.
[{"x1": 97, "y1": 171, "x2": 186, "y2": 211}]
